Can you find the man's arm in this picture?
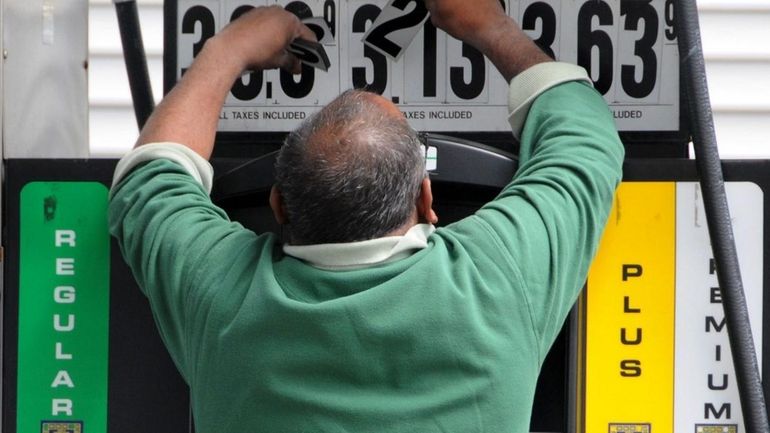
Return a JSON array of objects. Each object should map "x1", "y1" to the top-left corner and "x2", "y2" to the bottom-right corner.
[
  {"x1": 425, "y1": 0, "x2": 624, "y2": 360},
  {"x1": 135, "y1": 6, "x2": 315, "y2": 159},
  {"x1": 109, "y1": 8, "x2": 314, "y2": 379}
]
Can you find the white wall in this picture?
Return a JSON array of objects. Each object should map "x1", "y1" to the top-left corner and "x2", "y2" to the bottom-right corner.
[
  {"x1": 89, "y1": 0, "x2": 163, "y2": 157},
  {"x1": 88, "y1": 0, "x2": 770, "y2": 158},
  {"x1": 698, "y1": 0, "x2": 770, "y2": 158}
]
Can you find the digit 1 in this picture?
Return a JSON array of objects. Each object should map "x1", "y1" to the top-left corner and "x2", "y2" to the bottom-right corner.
[
  {"x1": 423, "y1": 20, "x2": 437, "y2": 98},
  {"x1": 230, "y1": 5, "x2": 263, "y2": 101},
  {"x1": 577, "y1": 1, "x2": 614, "y2": 95},
  {"x1": 522, "y1": 2, "x2": 557, "y2": 59},
  {"x1": 324, "y1": 0, "x2": 336, "y2": 37},
  {"x1": 281, "y1": 1, "x2": 315, "y2": 99},
  {"x1": 181, "y1": 6, "x2": 215, "y2": 74},
  {"x1": 450, "y1": 43, "x2": 485, "y2": 100},
  {"x1": 665, "y1": 0, "x2": 676, "y2": 41},
  {"x1": 352, "y1": 4, "x2": 388, "y2": 94}
]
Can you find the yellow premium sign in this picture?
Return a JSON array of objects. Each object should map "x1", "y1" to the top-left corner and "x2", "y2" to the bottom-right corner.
[{"x1": 583, "y1": 182, "x2": 676, "y2": 433}]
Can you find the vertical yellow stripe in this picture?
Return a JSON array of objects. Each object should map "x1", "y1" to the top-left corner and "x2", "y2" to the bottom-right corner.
[{"x1": 583, "y1": 182, "x2": 676, "y2": 433}]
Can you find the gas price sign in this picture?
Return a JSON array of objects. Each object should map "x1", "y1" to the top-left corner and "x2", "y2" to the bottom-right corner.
[{"x1": 167, "y1": 0, "x2": 680, "y2": 135}]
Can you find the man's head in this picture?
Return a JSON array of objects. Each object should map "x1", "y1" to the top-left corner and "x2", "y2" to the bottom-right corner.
[{"x1": 272, "y1": 89, "x2": 436, "y2": 245}]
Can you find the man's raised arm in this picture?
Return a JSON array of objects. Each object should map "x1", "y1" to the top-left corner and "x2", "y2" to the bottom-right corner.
[
  {"x1": 425, "y1": 0, "x2": 624, "y2": 358},
  {"x1": 135, "y1": 6, "x2": 315, "y2": 159}
]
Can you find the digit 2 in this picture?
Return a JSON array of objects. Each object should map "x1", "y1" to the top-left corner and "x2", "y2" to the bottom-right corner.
[{"x1": 364, "y1": 0, "x2": 428, "y2": 59}]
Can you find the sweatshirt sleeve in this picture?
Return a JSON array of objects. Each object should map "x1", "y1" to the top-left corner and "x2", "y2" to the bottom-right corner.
[
  {"x1": 452, "y1": 63, "x2": 624, "y2": 361},
  {"x1": 108, "y1": 157, "x2": 259, "y2": 380}
]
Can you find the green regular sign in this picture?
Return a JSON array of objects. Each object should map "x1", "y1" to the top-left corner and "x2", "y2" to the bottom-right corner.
[{"x1": 18, "y1": 182, "x2": 110, "y2": 433}]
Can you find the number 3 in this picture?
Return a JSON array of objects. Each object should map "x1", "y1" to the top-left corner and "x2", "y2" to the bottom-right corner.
[
  {"x1": 352, "y1": 4, "x2": 388, "y2": 93},
  {"x1": 180, "y1": 5, "x2": 215, "y2": 74},
  {"x1": 621, "y1": 0, "x2": 658, "y2": 98}
]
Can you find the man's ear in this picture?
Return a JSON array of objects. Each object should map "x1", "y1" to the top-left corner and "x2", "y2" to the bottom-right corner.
[
  {"x1": 417, "y1": 177, "x2": 438, "y2": 225},
  {"x1": 269, "y1": 185, "x2": 288, "y2": 225}
]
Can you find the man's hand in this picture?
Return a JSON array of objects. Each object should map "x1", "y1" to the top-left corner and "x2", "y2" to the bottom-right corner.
[
  {"x1": 212, "y1": 6, "x2": 316, "y2": 74},
  {"x1": 424, "y1": 0, "x2": 507, "y2": 50},
  {"x1": 134, "y1": 6, "x2": 314, "y2": 158},
  {"x1": 424, "y1": 0, "x2": 551, "y2": 82}
]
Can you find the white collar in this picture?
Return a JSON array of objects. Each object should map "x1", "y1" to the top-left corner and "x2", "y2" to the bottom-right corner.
[{"x1": 283, "y1": 224, "x2": 436, "y2": 270}]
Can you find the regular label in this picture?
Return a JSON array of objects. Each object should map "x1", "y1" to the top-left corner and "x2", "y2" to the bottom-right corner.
[
  {"x1": 17, "y1": 182, "x2": 110, "y2": 433},
  {"x1": 173, "y1": 0, "x2": 680, "y2": 133}
]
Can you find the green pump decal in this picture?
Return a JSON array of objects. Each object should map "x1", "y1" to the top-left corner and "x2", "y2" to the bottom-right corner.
[{"x1": 18, "y1": 182, "x2": 110, "y2": 433}]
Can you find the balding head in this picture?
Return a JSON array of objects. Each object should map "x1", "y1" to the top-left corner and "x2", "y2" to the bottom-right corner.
[{"x1": 275, "y1": 89, "x2": 426, "y2": 245}]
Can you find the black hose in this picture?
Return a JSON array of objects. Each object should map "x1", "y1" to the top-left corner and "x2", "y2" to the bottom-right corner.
[
  {"x1": 677, "y1": 1, "x2": 769, "y2": 431},
  {"x1": 114, "y1": 0, "x2": 155, "y2": 129}
]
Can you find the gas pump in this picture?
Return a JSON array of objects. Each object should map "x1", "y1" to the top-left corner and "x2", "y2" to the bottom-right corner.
[{"x1": 2, "y1": 1, "x2": 769, "y2": 432}]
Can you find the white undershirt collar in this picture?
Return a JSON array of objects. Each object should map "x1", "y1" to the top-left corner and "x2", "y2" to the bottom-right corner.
[{"x1": 283, "y1": 224, "x2": 436, "y2": 270}]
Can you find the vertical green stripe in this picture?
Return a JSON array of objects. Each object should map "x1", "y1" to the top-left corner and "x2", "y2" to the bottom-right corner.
[{"x1": 18, "y1": 182, "x2": 110, "y2": 433}]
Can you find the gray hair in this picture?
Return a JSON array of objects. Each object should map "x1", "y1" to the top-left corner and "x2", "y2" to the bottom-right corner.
[{"x1": 275, "y1": 89, "x2": 426, "y2": 245}]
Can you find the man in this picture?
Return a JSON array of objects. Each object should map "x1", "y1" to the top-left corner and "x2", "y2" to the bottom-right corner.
[{"x1": 109, "y1": 1, "x2": 624, "y2": 432}]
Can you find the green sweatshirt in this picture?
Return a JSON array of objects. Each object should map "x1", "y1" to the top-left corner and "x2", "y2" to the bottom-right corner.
[{"x1": 109, "y1": 79, "x2": 623, "y2": 433}]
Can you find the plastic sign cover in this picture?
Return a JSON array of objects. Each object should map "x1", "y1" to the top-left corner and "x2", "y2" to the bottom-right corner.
[
  {"x1": 173, "y1": 0, "x2": 679, "y2": 133},
  {"x1": 581, "y1": 182, "x2": 763, "y2": 433}
]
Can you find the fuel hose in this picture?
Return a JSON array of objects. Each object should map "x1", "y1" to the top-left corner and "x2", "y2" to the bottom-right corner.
[
  {"x1": 677, "y1": 1, "x2": 769, "y2": 431},
  {"x1": 114, "y1": 0, "x2": 155, "y2": 129}
]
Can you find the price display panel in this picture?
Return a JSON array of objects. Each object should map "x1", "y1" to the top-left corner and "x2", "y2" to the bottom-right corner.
[{"x1": 165, "y1": 0, "x2": 683, "y2": 141}]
